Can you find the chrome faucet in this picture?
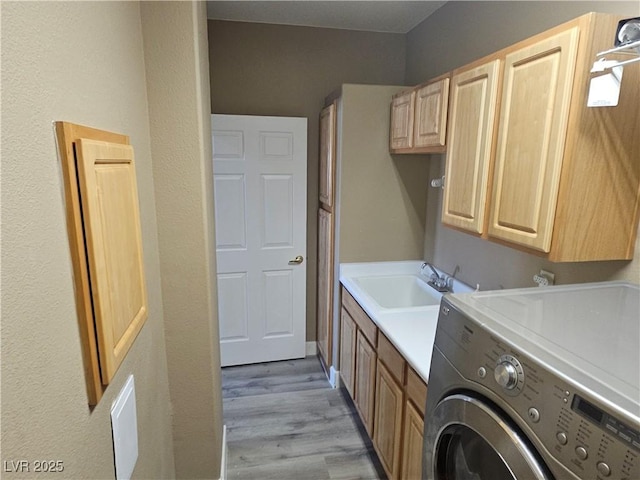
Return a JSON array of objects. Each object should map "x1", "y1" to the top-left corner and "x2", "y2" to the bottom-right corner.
[{"x1": 421, "y1": 262, "x2": 450, "y2": 292}]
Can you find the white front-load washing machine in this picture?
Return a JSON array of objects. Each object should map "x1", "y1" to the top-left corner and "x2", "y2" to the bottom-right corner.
[{"x1": 423, "y1": 282, "x2": 639, "y2": 480}]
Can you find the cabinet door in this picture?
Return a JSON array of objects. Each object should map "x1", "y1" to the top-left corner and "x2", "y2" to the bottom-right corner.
[
  {"x1": 414, "y1": 78, "x2": 450, "y2": 149},
  {"x1": 489, "y1": 27, "x2": 579, "y2": 252},
  {"x1": 401, "y1": 400, "x2": 425, "y2": 480},
  {"x1": 373, "y1": 360, "x2": 404, "y2": 480},
  {"x1": 339, "y1": 307, "x2": 356, "y2": 398},
  {"x1": 355, "y1": 330, "x2": 377, "y2": 435},
  {"x1": 319, "y1": 102, "x2": 336, "y2": 210},
  {"x1": 76, "y1": 139, "x2": 148, "y2": 385},
  {"x1": 389, "y1": 90, "x2": 415, "y2": 151},
  {"x1": 316, "y1": 208, "x2": 334, "y2": 368},
  {"x1": 442, "y1": 60, "x2": 501, "y2": 234}
]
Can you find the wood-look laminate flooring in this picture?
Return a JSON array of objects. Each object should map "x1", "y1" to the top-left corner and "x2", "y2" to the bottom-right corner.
[{"x1": 222, "y1": 356, "x2": 386, "y2": 480}]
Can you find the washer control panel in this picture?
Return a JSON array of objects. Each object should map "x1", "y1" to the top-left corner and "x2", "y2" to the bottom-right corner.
[
  {"x1": 436, "y1": 300, "x2": 639, "y2": 480},
  {"x1": 494, "y1": 354, "x2": 525, "y2": 395}
]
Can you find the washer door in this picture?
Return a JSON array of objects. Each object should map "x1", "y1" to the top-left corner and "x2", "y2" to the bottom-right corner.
[{"x1": 424, "y1": 394, "x2": 551, "y2": 480}]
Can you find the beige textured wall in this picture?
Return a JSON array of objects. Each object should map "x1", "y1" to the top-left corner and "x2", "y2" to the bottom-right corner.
[
  {"x1": 207, "y1": 21, "x2": 406, "y2": 341},
  {"x1": 142, "y1": 2, "x2": 223, "y2": 478},
  {"x1": 1, "y1": 2, "x2": 175, "y2": 479},
  {"x1": 406, "y1": 1, "x2": 640, "y2": 290},
  {"x1": 338, "y1": 84, "x2": 430, "y2": 263}
]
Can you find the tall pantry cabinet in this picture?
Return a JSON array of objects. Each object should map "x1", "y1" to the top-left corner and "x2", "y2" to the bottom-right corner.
[
  {"x1": 317, "y1": 102, "x2": 336, "y2": 369},
  {"x1": 315, "y1": 84, "x2": 430, "y2": 377}
]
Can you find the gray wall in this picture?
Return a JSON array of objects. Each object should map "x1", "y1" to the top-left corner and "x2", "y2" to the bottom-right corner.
[
  {"x1": 406, "y1": 1, "x2": 640, "y2": 84},
  {"x1": 406, "y1": 1, "x2": 640, "y2": 290},
  {"x1": 208, "y1": 20, "x2": 407, "y2": 341}
]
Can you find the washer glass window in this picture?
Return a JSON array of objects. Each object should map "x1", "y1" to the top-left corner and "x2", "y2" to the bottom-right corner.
[
  {"x1": 437, "y1": 424, "x2": 515, "y2": 479},
  {"x1": 424, "y1": 394, "x2": 550, "y2": 480}
]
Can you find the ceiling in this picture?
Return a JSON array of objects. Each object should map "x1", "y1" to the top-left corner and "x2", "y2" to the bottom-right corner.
[{"x1": 206, "y1": 1, "x2": 448, "y2": 34}]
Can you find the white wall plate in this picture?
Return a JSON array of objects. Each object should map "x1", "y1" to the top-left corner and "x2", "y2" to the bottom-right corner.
[{"x1": 111, "y1": 375, "x2": 138, "y2": 480}]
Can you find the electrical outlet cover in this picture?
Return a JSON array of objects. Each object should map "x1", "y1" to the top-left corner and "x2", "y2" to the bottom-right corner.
[{"x1": 111, "y1": 375, "x2": 138, "y2": 480}]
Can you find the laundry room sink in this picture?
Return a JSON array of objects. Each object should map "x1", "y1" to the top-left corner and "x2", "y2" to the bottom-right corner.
[
  {"x1": 339, "y1": 261, "x2": 475, "y2": 383},
  {"x1": 354, "y1": 274, "x2": 441, "y2": 308}
]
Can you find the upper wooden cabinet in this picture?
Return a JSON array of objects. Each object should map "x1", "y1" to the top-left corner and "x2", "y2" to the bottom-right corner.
[
  {"x1": 390, "y1": 75, "x2": 450, "y2": 154},
  {"x1": 442, "y1": 13, "x2": 640, "y2": 262},
  {"x1": 389, "y1": 90, "x2": 415, "y2": 151},
  {"x1": 489, "y1": 27, "x2": 580, "y2": 253},
  {"x1": 443, "y1": 59, "x2": 501, "y2": 234},
  {"x1": 319, "y1": 102, "x2": 337, "y2": 210},
  {"x1": 414, "y1": 78, "x2": 450, "y2": 150}
]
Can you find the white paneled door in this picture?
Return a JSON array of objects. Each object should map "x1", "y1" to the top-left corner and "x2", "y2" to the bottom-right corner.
[{"x1": 212, "y1": 114, "x2": 307, "y2": 366}]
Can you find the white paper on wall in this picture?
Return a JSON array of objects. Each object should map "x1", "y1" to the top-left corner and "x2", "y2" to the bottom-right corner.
[{"x1": 587, "y1": 64, "x2": 624, "y2": 107}]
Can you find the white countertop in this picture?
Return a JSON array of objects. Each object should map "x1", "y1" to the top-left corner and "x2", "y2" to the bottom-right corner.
[{"x1": 339, "y1": 261, "x2": 473, "y2": 384}]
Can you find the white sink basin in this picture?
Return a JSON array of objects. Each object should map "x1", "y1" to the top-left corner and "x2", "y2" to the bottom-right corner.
[{"x1": 354, "y1": 274, "x2": 441, "y2": 308}]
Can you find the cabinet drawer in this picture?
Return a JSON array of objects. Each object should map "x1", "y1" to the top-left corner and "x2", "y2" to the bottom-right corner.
[
  {"x1": 406, "y1": 367, "x2": 428, "y2": 416},
  {"x1": 378, "y1": 333, "x2": 405, "y2": 384},
  {"x1": 342, "y1": 287, "x2": 377, "y2": 347}
]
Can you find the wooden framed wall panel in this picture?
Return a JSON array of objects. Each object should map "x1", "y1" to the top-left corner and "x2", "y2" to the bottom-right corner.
[
  {"x1": 75, "y1": 139, "x2": 148, "y2": 384},
  {"x1": 55, "y1": 122, "x2": 148, "y2": 405}
]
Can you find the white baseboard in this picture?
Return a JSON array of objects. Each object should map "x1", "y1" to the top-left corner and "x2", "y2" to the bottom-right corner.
[
  {"x1": 305, "y1": 341, "x2": 317, "y2": 356},
  {"x1": 219, "y1": 424, "x2": 227, "y2": 480},
  {"x1": 329, "y1": 366, "x2": 340, "y2": 389}
]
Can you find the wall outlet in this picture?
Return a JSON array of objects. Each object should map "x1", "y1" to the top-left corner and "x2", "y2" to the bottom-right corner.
[{"x1": 533, "y1": 269, "x2": 555, "y2": 287}]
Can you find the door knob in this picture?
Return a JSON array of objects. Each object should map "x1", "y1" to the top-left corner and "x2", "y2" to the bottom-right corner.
[{"x1": 289, "y1": 255, "x2": 304, "y2": 265}]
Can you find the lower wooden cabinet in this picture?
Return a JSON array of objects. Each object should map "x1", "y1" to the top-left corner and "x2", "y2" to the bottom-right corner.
[
  {"x1": 339, "y1": 286, "x2": 429, "y2": 479},
  {"x1": 354, "y1": 330, "x2": 377, "y2": 435},
  {"x1": 401, "y1": 400, "x2": 426, "y2": 480},
  {"x1": 339, "y1": 307, "x2": 356, "y2": 398},
  {"x1": 402, "y1": 367, "x2": 428, "y2": 479},
  {"x1": 374, "y1": 360, "x2": 404, "y2": 480},
  {"x1": 341, "y1": 287, "x2": 378, "y2": 435}
]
